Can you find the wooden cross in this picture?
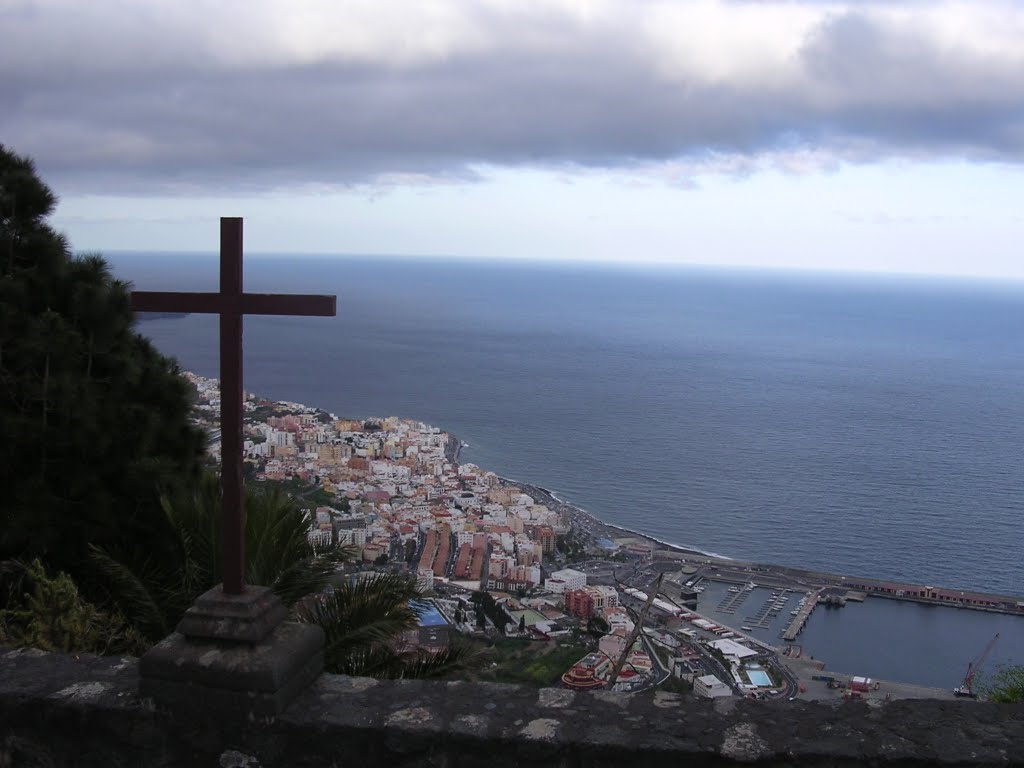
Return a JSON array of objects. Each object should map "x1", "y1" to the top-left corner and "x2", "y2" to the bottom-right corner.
[{"x1": 131, "y1": 218, "x2": 336, "y2": 595}]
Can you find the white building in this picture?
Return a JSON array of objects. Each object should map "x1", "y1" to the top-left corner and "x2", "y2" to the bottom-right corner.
[
  {"x1": 544, "y1": 568, "x2": 586, "y2": 593},
  {"x1": 271, "y1": 430, "x2": 294, "y2": 448},
  {"x1": 526, "y1": 565, "x2": 541, "y2": 585},
  {"x1": 604, "y1": 610, "x2": 635, "y2": 635},
  {"x1": 590, "y1": 585, "x2": 619, "y2": 610},
  {"x1": 694, "y1": 674, "x2": 732, "y2": 699},
  {"x1": 708, "y1": 638, "x2": 759, "y2": 663},
  {"x1": 307, "y1": 529, "x2": 332, "y2": 548},
  {"x1": 338, "y1": 528, "x2": 368, "y2": 548}
]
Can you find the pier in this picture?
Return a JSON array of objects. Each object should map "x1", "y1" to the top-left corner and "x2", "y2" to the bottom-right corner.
[
  {"x1": 744, "y1": 589, "x2": 793, "y2": 629},
  {"x1": 782, "y1": 590, "x2": 820, "y2": 641},
  {"x1": 716, "y1": 582, "x2": 755, "y2": 614}
]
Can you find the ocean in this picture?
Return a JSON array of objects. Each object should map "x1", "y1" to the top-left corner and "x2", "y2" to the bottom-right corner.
[{"x1": 109, "y1": 251, "x2": 1024, "y2": 682}]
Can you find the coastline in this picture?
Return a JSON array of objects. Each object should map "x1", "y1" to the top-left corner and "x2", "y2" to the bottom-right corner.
[
  {"x1": 495, "y1": 474, "x2": 726, "y2": 560},
  {"x1": 482, "y1": 462, "x2": 1022, "y2": 691},
  {"x1": 194, "y1": 374, "x2": 1024, "y2": 615},
  {"x1": 443, "y1": 434, "x2": 721, "y2": 560},
  {"x1": 484, "y1": 475, "x2": 1024, "y2": 615}
]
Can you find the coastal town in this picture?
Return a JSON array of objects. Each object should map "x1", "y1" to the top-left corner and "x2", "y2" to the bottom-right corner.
[{"x1": 186, "y1": 372, "x2": 1024, "y2": 702}]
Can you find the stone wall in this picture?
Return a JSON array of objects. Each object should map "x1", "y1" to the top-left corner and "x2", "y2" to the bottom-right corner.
[{"x1": 2, "y1": 647, "x2": 1022, "y2": 767}]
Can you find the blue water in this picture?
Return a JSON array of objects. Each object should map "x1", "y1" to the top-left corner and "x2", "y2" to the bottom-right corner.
[
  {"x1": 696, "y1": 581, "x2": 1024, "y2": 688},
  {"x1": 109, "y1": 253, "x2": 1024, "y2": 603},
  {"x1": 747, "y1": 670, "x2": 773, "y2": 687},
  {"x1": 797, "y1": 596, "x2": 1024, "y2": 689},
  {"x1": 411, "y1": 600, "x2": 449, "y2": 627}
]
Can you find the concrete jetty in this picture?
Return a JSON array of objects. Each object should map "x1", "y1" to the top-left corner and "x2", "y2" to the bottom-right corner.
[{"x1": 782, "y1": 590, "x2": 820, "y2": 641}]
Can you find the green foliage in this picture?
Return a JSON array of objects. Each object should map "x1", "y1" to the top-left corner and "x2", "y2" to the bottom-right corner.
[
  {"x1": 555, "y1": 534, "x2": 586, "y2": 561},
  {"x1": 465, "y1": 637, "x2": 588, "y2": 686},
  {"x1": 307, "y1": 487, "x2": 340, "y2": 508},
  {"x1": 705, "y1": 643, "x2": 729, "y2": 668},
  {"x1": 979, "y1": 664, "x2": 1024, "y2": 703},
  {"x1": 470, "y1": 590, "x2": 514, "y2": 634},
  {"x1": 90, "y1": 475, "x2": 465, "y2": 680},
  {"x1": 0, "y1": 559, "x2": 147, "y2": 655},
  {"x1": 651, "y1": 643, "x2": 671, "y2": 667},
  {"x1": 0, "y1": 148, "x2": 467, "y2": 682},
  {"x1": 295, "y1": 573, "x2": 472, "y2": 678},
  {"x1": 658, "y1": 675, "x2": 693, "y2": 694},
  {"x1": 91, "y1": 472, "x2": 354, "y2": 641},
  {"x1": 586, "y1": 615, "x2": 610, "y2": 637},
  {"x1": 260, "y1": 477, "x2": 341, "y2": 509},
  {"x1": 0, "y1": 145, "x2": 205, "y2": 581}
]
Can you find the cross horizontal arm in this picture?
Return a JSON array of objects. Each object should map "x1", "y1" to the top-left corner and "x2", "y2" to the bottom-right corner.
[{"x1": 131, "y1": 292, "x2": 337, "y2": 317}]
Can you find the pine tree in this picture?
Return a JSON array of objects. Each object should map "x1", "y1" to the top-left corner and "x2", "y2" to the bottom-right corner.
[{"x1": 0, "y1": 145, "x2": 205, "y2": 582}]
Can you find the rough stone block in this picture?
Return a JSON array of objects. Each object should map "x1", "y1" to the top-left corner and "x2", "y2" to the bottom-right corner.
[
  {"x1": 139, "y1": 621, "x2": 324, "y2": 717},
  {"x1": 176, "y1": 584, "x2": 289, "y2": 644}
]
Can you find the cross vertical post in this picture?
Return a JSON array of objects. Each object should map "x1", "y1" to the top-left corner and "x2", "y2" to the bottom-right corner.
[
  {"x1": 134, "y1": 217, "x2": 336, "y2": 717},
  {"x1": 220, "y1": 218, "x2": 245, "y2": 594},
  {"x1": 130, "y1": 216, "x2": 336, "y2": 600}
]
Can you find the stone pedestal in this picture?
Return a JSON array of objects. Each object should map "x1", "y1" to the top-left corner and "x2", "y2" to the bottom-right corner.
[
  {"x1": 176, "y1": 583, "x2": 289, "y2": 644},
  {"x1": 139, "y1": 585, "x2": 323, "y2": 718}
]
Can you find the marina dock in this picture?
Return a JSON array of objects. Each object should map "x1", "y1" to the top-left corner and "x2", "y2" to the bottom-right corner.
[{"x1": 782, "y1": 590, "x2": 820, "y2": 641}]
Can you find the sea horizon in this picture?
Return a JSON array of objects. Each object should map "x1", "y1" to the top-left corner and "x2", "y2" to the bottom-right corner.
[{"x1": 97, "y1": 248, "x2": 1024, "y2": 289}]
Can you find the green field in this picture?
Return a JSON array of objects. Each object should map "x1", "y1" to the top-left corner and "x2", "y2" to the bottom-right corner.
[{"x1": 454, "y1": 637, "x2": 590, "y2": 687}]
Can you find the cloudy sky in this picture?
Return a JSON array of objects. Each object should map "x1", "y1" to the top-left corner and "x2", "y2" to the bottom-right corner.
[{"x1": 3, "y1": 0, "x2": 1024, "y2": 277}]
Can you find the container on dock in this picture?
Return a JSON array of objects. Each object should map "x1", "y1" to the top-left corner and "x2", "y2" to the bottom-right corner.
[{"x1": 850, "y1": 676, "x2": 873, "y2": 693}]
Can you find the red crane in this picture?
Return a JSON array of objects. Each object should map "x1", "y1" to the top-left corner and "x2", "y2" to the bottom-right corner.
[{"x1": 953, "y1": 633, "x2": 999, "y2": 698}]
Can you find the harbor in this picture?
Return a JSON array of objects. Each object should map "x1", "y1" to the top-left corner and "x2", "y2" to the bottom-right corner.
[
  {"x1": 687, "y1": 577, "x2": 1024, "y2": 690},
  {"x1": 552, "y1": 488, "x2": 1023, "y2": 692}
]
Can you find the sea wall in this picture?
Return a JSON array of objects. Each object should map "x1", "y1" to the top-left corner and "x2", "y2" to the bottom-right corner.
[{"x1": 2, "y1": 647, "x2": 1022, "y2": 767}]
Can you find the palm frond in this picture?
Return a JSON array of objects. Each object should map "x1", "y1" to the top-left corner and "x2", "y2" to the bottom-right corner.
[
  {"x1": 384, "y1": 639, "x2": 478, "y2": 680},
  {"x1": 87, "y1": 544, "x2": 170, "y2": 640},
  {"x1": 328, "y1": 643, "x2": 407, "y2": 678},
  {"x1": 88, "y1": 470, "x2": 386, "y2": 650},
  {"x1": 270, "y1": 548, "x2": 351, "y2": 607},
  {"x1": 294, "y1": 572, "x2": 472, "y2": 679},
  {"x1": 324, "y1": 632, "x2": 476, "y2": 680},
  {"x1": 296, "y1": 572, "x2": 424, "y2": 671}
]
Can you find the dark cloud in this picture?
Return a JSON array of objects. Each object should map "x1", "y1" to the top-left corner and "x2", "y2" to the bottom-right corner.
[{"x1": 2, "y1": 1, "x2": 1023, "y2": 194}]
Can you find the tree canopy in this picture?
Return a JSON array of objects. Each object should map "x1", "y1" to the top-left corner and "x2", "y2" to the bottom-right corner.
[
  {"x1": 0, "y1": 145, "x2": 205, "y2": 579},
  {"x1": 0, "y1": 147, "x2": 471, "y2": 681}
]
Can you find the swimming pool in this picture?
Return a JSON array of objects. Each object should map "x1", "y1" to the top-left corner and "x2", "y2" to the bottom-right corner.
[
  {"x1": 747, "y1": 670, "x2": 772, "y2": 687},
  {"x1": 411, "y1": 599, "x2": 448, "y2": 627}
]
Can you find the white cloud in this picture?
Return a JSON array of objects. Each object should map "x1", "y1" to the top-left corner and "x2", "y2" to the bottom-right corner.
[{"x1": 3, "y1": 0, "x2": 1024, "y2": 193}]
